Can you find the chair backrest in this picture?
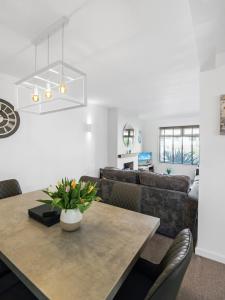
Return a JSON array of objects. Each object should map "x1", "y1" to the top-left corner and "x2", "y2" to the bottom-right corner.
[
  {"x1": 79, "y1": 176, "x2": 102, "y2": 197},
  {"x1": 0, "y1": 179, "x2": 22, "y2": 199},
  {"x1": 145, "y1": 229, "x2": 193, "y2": 300},
  {"x1": 100, "y1": 179, "x2": 141, "y2": 212},
  {"x1": 110, "y1": 181, "x2": 141, "y2": 212}
]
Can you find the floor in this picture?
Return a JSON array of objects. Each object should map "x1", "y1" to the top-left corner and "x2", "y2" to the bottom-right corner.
[{"x1": 141, "y1": 234, "x2": 225, "y2": 300}]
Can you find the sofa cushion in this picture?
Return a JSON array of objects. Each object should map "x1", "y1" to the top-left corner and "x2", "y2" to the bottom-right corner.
[
  {"x1": 139, "y1": 172, "x2": 191, "y2": 193},
  {"x1": 101, "y1": 168, "x2": 139, "y2": 184},
  {"x1": 188, "y1": 180, "x2": 199, "y2": 201}
]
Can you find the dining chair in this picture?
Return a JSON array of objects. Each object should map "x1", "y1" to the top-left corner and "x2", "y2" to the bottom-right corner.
[
  {"x1": 0, "y1": 260, "x2": 10, "y2": 277},
  {"x1": 0, "y1": 281, "x2": 37, "y2": 299},
  {"x1": 114, "y1": 228, "x2": 193, "y2": 300},
  {"x1": 0, "y1": 179, "x2": 27, "y2": 297},
  {"x1": 0, "y1": 179, "x2": 22, "y2": 199},
  {"x1": 0, "y1": 268, "x2": 19, "y2": 295},
  {"x1": 100, "y1": 179, "x2": 141, "y2": 212},
  {"x1": 0, "y1": 264, "x2": 37, "y2": 299}
]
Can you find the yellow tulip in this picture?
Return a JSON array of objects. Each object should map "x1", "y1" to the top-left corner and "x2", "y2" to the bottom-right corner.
[
  {"x1": 71, "y1": 180, "x2": 76, "y2": 189},
  {"x1": 57, "y1": 180, "x2": 61, "y2": 187},
  {"x1": 88, "y1": 185, "x2": 94, "y2": 193}
]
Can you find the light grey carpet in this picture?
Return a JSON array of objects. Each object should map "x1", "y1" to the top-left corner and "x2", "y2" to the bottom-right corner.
[{"x1": 141, "y1": 234, "x2": 225, "y2": 300}]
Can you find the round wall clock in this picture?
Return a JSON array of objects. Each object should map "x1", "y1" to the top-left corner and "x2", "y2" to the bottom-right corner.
[{"x1": 0, "y1": 99, "x2": 20, "y2": 138}]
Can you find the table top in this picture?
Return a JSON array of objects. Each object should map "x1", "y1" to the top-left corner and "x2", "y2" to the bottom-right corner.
[{"x1": 0, "y1": 191, "x2": 159, "y2": 300}]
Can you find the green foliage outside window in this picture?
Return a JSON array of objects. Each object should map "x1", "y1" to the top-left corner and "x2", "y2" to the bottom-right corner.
[{"x1": 160, "y1": 126, "x2": 199, "y2": 165}]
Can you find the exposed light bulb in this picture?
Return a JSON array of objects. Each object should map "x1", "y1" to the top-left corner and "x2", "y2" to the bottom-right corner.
[
  {"x1": 45, "y1": 83, "x2": 53, "y2": 100},
  {"x1": 32, "y1": 94, "x2": 39, "y2": 102},
  {"x1": 59, "y1": 82, "x2": 67, "y2": 94},
  {"x1": 32, "y1": 86, "x2": 39, "y2": 102}
]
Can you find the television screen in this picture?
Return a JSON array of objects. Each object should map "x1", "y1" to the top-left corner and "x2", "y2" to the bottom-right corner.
[{"x1": 138, "y1": 152, "x2": 152, "y2": 166}]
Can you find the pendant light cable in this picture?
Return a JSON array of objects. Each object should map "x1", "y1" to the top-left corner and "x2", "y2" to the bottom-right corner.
[
  {"x1": 47, "y1": 35, "x2": 50, "y2": 66},
  {"x1": 59, "y1": 23, "x2": 67, "y2": 94},
  {"x1": 45, "y1": 34, "x2": 53, "y2": 99},
  {"x1": 32, "y1": 44, "x2": 39, "y2": 102},
  {"x1": 61, "y1": 23, "x2": 64, "y2": 77},
  {"x1": 34, "y1": 44, "x2": 37, "y2": 72}
]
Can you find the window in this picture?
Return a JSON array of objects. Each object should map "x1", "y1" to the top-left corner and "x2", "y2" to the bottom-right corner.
[{"x1": 159, "y1": 126, "x2": 199, "y2": 165}]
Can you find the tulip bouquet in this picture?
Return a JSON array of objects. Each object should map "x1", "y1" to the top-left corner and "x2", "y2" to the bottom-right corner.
[{"x1": 39, "y1": 178, "x2": 100, "y2": 213}]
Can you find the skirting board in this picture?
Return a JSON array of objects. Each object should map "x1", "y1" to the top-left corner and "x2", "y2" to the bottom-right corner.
[{"x1": 196, "y1": 247, "x2": 225, "y2": 265}]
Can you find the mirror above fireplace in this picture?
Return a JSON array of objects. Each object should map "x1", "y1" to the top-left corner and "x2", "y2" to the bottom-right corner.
[{"x1": 123, "y1": 123, "x2": 135, "y2": 148}]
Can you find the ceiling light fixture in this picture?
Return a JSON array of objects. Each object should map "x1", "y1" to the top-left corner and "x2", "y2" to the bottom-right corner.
[
  {"x1": 45, "y1": 83, "x2": 53, "y2": 100},
  {"x1": 16, "y1": 17, "x2": 87, "y2": 115}
]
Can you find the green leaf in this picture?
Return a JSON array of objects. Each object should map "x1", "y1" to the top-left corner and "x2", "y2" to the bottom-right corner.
[
  {"x1": 52, "y1": 198, "x2": 65, "y2": 209},
  {"x1": 42, "y1": 189, "x2": 50, "y2": 195},
  {"x1": 37, "y1": 199, "x2": 53, "y2": 205}
]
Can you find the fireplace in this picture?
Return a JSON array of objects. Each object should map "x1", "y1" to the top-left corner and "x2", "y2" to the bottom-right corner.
[
  {"x1": 117, "y1": 153, "x2": 138, "y2": 170},
  {"x1": 123, "y1": 161, "x2": 134, "y2": 170}
]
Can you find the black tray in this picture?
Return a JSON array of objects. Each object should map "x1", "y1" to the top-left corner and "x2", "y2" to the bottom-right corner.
[{"x1": 28, "y1": 204, "x2": 60, "y2": 227}]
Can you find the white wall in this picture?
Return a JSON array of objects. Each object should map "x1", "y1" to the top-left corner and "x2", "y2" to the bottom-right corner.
[
  {"x1": 107, "y1": 108, "x2": 143, "y2": 169},
  {"x1": 196, "y1": 64, "x2": 225, "y2": 264},
  {"x1": 107, "y1": 108, "x2": 118, "y2": 167},
  {"x1": 0, "y1": 75, "x2": 108, "y2": 192},
  {"x1": 142, "y1": 116, "x2": 200, "y2": 179}
]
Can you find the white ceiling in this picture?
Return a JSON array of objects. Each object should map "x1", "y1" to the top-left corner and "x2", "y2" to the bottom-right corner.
[
  {"x1": 0, "y1": 0, "x2": 223, "y2": 118},
  {"x1": 189, "y1": 0, "x2": 225, "y2": 72}
]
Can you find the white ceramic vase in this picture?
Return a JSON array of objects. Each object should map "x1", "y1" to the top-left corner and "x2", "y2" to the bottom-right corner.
[{"x1": 60, "y1": 208, "x2": 83, "y2": 232}]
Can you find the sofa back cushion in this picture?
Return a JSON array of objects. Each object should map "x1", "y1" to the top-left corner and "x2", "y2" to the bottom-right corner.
[
  {"x1": 101, "y1": 168, "x2": 139, "y2": 184},
  {"x1": 139, "y1": 172, "x2": 190, "y2": 193}
]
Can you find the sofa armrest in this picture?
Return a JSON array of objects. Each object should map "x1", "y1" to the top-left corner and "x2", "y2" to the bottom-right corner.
[
  {"x1": 188, "y1": 180, "x2": 199, "y2": 201},
  {"x1": 141, "y1": 186, "x2": 198, "y2": 239}
]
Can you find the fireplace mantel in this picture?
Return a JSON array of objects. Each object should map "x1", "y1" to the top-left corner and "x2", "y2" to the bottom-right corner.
[{"x1": 117, "y1": 153, "x2": 138, "y2": 158}]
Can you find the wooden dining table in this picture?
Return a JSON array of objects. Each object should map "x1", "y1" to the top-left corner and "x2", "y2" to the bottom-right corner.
[{"x1": 0, "y1": 191, "x2": 159, "y2": 300}]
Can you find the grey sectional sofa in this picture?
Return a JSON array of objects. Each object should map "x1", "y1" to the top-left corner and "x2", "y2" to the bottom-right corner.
[{"x1": 80, "y1": 168, "x2": 198, "y2": 245}]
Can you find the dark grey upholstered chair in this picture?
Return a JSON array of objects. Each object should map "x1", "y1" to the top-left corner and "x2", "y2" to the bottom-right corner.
[
  {"x1": 0, "y1": 179, "x2": 22, "y2": 199},
  {"x1": 80, "y1": 175, "x2": 101, "y2": 186},
  {"x1": 80, "y1": 176, "x2": 142, "y2": 212},
  {"x1": 0, "y1": 261, "x2": 10, "y2": 278},
  {"x1": 0, "y1": 179, "x2": 22, "y2": 293},
  {"x1": 101, "y1": 178, "x2": 141, "y2": 212},
  {"x1": 114, "y1": 229, "x2": 193, "y2": 300},
  {"x1": 0, "y1": 180, "x2": 33, "y2": 298},
  {"x1": 80, "y1": 175, "x2": 102, "y2": 198},
  {"x1": 0, "y1": 263, "x2": 37, "y2": 299}
]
